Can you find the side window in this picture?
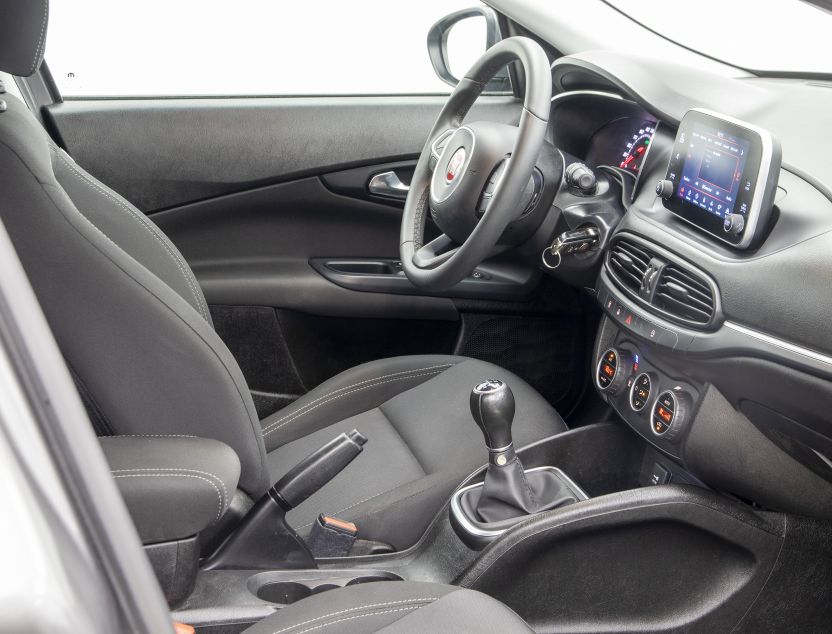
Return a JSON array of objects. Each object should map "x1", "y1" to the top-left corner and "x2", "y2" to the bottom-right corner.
[{"x1": 46, "y1": 0, "x2": 495, "y2": 98}]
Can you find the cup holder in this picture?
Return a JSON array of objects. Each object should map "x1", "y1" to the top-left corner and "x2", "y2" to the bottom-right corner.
[
  {"x1": 256, "y1": 582, "x2": 312, "y2": 604},
  {"x1": 249, "y1": 570, "x2": 403, "y2": 605}
]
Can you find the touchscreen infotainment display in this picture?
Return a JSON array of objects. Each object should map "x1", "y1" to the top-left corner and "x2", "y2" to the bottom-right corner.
[
  {"x1": 677, "y1": 124, "x2": 750, "y2": 218},
  {"x1": 660, "y1": 109, "x2": 780, "y2": 249}
]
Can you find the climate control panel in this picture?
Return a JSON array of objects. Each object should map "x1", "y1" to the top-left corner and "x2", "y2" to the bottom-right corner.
[{"x1": 595, "y1": 343, "x2": 698, "y2": 458}]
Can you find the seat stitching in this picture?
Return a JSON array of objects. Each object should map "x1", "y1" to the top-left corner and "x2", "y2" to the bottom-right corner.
[
  {"x1": 263, "y1": 369, "x2": 446, "y2": 438},
  {"x1": 55, "y1": 150, "x2": 210, "y2": 320},
  {"x1": 261, "y1": 364, "x2": 453, "y2": 432},
  {"x1": 54, "y1": 151, "x2": 211, "y2": 322},
  {"x1": 28, "y1": 0, "x2": 49, "y2": 75},
  {"x1": 266, "y1": 598, "x2": 437, "y2": 634},
  {"x1": 261, "y1": 365, "x2": 452, "y2": 436},
  {"x1": 273, "y1": 604, "x2": 432, "y2": 634},
  {"x1": 112, "y1": 473, "x2": 223, "y2": 522},
  {"x1": 1, "y1": 140, "x2": 266, "y2": 494},
  {"x1": 99, "y1": 434, "x2": 197, "y2": 438},
  {"x1": 110, "y1": 467, "x2": 229, "y2": 513}
]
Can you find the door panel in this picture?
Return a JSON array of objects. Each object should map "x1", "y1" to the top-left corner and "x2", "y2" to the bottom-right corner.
[
  {"x1": 45, "y1": 96, "x2": 522, "y2": 211},
  {"x1": 45, "y1": 95, "x2": 594, "y2": 417}
]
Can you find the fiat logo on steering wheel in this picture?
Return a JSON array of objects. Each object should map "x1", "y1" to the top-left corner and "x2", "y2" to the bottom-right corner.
[{"x1": 445, "y1": 148, "x2": 466, "y2": 183}]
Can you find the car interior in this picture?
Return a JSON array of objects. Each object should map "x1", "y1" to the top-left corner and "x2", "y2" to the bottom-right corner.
[{"x1": 2, "y1": 0, "x2": 832, "y2": 632}]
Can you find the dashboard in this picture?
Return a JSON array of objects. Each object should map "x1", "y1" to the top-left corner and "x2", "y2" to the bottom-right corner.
[{"x1": 538, "y1": 59, "x2": 832, "y2": 520}]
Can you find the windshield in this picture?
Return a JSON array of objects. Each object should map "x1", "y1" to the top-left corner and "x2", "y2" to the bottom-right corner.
[{"x1": 605, "y1": 0, "x2": 832, "y2": 76}]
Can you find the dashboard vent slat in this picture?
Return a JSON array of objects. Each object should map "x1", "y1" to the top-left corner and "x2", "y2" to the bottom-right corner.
[
  {"x1": 654, "y1": 264, "x2": 715, "y2": 325},
  {"x1": 608, "y1": 238, "x2": 654, "y2": 294}
]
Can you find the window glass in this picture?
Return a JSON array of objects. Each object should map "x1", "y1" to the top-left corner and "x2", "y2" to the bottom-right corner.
[{"x1": 46, "y1": 0, "x2": 489, "y2": 97}]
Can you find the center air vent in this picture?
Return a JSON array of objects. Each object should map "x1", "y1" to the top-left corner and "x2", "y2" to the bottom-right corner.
[
  {"x1": 607, "y1": 239, "x2": 654, "y2": 294},
  {"x1": 654, "y1": 264, "x2": 715, "y2": 325},
  {"x1": 605, "y1": 236, "x2": 718, "y2": 329}
]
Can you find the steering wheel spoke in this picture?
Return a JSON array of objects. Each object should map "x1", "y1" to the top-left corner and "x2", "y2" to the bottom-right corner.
[
  {"x1": 429, "y1": 128, "x2": 457, "y2": 171},
  {"x1": 412, "y1": 234, "x2": 459, "y2": 270}
]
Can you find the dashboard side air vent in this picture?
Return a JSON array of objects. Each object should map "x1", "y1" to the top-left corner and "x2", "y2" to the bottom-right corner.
[
  {"x1": 654, "y1": 264, "x2": 715, "y2": 325},
  {"x1": 607, "y1": 239, "x2": 654, "y2": 295}
]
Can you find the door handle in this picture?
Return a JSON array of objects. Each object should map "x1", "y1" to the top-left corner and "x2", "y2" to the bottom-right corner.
[{"x1": 368, "y1": 171, "x2": 410, "y2": 200}]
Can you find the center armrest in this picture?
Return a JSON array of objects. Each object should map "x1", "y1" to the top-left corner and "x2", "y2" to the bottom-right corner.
[{"x1": 99, "y1": 435, "x2": 241, "y2": 544}]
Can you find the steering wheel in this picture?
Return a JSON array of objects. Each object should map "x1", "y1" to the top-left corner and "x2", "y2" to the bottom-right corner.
[{"x1": 400, "y1": 37, "x2": 552, "y2": 291}]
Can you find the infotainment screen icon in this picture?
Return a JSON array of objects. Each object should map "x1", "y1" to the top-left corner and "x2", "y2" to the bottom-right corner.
[{"x1": 658, "y1": 109, "x2": 781, "y2": 249}]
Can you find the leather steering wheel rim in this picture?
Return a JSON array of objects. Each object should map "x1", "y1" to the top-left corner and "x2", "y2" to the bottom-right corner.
[{"x1": 400, "y1": 37, "x2": 552, "y2": 291}]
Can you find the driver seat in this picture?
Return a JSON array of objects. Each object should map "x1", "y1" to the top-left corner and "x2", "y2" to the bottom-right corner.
[{"x1": 0, "y1": 0, "x2": 567, "y2": 550}]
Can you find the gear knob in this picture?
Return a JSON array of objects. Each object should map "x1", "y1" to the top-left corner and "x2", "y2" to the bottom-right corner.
[{"x1": 470, "y1": 380, "x2": 515, "y2": 453}]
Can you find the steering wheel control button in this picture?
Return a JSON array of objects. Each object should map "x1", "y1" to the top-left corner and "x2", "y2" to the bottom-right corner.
[
  {"x1": 596, "y1": 347, "x2": 632, "y2": 395},
  {"x1": 655, "y1": 179, "x2": 674, "y2": 199},
  {"x1": 630, "y1": 373, "x2": 653, "y2": 412}
]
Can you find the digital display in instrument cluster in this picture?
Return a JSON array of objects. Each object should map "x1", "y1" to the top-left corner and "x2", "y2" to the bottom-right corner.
[{"x1": 619, "y1": 122, "x2": 657, "y2": 174}]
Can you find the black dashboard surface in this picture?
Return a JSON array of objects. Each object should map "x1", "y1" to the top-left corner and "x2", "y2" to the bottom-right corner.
[{"x1": 540, "y1": 52, "x2": 832, "y2": 516}]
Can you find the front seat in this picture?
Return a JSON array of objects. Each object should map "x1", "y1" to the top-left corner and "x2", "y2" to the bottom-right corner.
[{"x1": 0, "y1": 0, "x2": 566, "y2": 550}]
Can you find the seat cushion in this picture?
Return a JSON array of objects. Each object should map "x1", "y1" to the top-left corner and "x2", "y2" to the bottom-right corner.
[
  {"x1": 242, "y1": 581, "x2": 533, "y2": 634},
  {"x1": 263, "y1": 355, "x2": 566, "y2": 550}
]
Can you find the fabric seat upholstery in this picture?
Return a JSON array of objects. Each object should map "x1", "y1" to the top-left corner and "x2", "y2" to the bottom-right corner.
[
  {"x1": 0, "y1": 0, "x2": 567, "y2": 551},
  {"x1": 242, "y1": 581, "x2": 534, "y2": 634},
  {"x1": 265, "y1": 355, "x2": 564, "y2": 548}
]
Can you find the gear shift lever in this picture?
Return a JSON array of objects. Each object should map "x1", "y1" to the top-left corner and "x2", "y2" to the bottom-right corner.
[
  {"x1": 470, "y1": 380, "x2": 577, "y2": 523},
  {"x1": 470, "y1": 380, "x2": 516, "y2": 466}
]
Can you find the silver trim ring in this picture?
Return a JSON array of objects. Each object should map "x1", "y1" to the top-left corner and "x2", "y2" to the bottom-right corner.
[
  {"x1": 595, "y1": 348, "x2": 619, "y2": 392},
  {"x1": 449, "y1": 466, "x2": 589, "y2": 539},
  {"x1": 651, "y1": 390, "x2": 677, "y2": 437},
  {"x1": 430, "y1": 126, "x2": 476, "y2": 204}
]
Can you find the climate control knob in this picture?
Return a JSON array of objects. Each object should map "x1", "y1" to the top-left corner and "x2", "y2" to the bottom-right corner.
[
  {"x1": 629, "y1": 372, "x2": 654, "y2": 412},
  {"x1": 651, "y1": 389, "x2": 691, "y2": 441},
  {"x1": 596, "y1": 347, "x2": 633, "y2": 395}
]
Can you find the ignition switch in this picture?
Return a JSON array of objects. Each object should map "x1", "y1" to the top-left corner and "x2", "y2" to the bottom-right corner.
[{"x1": 541, "y1": 225, "x2": 600, "y2": 269}]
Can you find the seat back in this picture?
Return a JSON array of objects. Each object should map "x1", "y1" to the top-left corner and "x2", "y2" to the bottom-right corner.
[{"x1": 0, "y1": 0, "x2": 269, "y2": 497}]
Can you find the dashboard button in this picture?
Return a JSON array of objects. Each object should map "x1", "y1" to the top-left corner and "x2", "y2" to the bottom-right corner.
[{"x1": 648, "y1": 463, "x2": 670, "y2": 485}]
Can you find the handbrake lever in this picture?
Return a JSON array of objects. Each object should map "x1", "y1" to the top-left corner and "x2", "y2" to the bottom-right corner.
[
  {"x1": 273, "y1": 430, "x2": 367, "y2": 511},
  {"x1": 204, "y1": 430, "x2": 367, "y2": 570}
]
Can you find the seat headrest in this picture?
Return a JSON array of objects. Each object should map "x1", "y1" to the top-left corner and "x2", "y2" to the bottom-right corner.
[{"x1": 0, "y1": 0, "x2": 48, "y2": 77}]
